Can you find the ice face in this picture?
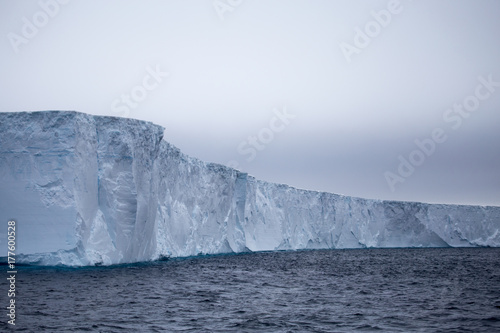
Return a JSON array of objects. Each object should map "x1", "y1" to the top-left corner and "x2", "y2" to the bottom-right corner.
[{"x1": 0, "y1": 111, "x2": 499, "y2": 266}]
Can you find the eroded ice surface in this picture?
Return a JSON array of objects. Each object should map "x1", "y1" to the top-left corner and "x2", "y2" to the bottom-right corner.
[{"x1": 0, "y1": 111, "x2": 499, "y2": 266}]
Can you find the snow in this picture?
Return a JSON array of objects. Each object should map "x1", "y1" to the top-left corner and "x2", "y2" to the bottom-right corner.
[{"x1": 0, "y1": 111, "x2": 499, "y2": 266}]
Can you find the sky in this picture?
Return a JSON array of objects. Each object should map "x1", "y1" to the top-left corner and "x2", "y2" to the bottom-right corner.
[{"x1": 0, "y1": 0, "x2": 499, "y2": 206}]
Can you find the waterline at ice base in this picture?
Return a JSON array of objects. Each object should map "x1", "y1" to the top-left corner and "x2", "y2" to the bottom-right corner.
[{"x1": 0, "y1": 111, "x2": 498, "y2": 266}]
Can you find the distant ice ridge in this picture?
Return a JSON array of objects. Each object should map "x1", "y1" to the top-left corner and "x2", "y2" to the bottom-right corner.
[{"x1": 0, "y1": 111, "x2": 499, "y2": 266}]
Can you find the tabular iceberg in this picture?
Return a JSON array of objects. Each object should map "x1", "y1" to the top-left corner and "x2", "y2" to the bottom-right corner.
[{"x1": 0, "y1": 111, "x2": 499, "y2": 266}]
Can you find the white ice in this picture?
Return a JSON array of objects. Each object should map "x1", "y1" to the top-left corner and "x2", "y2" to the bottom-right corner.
[{"x1": 0, "y1": 111, "x2": 499, "y2": 266}]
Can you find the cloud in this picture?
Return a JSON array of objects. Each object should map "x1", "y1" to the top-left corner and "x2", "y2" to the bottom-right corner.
[{"x1": 1, "y1": 0, "x2": 499, "y2": 205}]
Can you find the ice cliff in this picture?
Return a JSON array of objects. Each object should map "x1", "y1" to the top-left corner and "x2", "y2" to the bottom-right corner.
[{"x1": 0, "y1": 111, "x2": 499, "y2": 266}]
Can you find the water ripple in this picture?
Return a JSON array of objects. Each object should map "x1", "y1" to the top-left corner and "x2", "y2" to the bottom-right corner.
[{"x1": 1, "y1": 248, "x2": 499, "y2": 332}]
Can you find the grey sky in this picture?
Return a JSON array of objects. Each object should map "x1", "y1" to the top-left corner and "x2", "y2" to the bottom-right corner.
[{"x1": 1, "y1": 0, "x2": 499, "y2": 206}]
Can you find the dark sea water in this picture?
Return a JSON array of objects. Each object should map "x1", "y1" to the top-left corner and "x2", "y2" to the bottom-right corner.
[{"x1": 1, "y1": 248, "x2": 500, "y2": 332}]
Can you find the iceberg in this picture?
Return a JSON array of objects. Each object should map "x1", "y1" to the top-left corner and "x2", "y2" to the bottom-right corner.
[{"x1": 0, "y1": 111, "x2": 498, "y2": 266}]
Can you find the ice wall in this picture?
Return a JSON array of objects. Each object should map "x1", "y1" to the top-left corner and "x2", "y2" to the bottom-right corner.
[{"x1": 0, "y1": 111, "x2": 499, "y2": 266}]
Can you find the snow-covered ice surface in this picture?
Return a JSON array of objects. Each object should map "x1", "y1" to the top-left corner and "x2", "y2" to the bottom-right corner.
[{"x1": 0, "y1": 111, "x2": 499, "y2": 266}]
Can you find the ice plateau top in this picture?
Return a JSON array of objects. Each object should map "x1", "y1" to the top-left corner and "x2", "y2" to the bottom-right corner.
[{"x1": 0, "y1": 111, "x2": 499, "y2": 266}]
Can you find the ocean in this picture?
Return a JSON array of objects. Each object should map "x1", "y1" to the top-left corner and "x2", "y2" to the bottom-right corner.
[{"x1": 2, "y1": 248, "x2": 500, "y2": 332}]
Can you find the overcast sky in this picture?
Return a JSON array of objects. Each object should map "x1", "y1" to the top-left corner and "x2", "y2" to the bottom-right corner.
[{"x1": 1, "y1": 0, "x2": 499, "y2": 206}]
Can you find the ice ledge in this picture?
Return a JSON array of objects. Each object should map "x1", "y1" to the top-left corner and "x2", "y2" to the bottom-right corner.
[{"x1": 0, "y1": 111, "x2": 499, "y2": 267}]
